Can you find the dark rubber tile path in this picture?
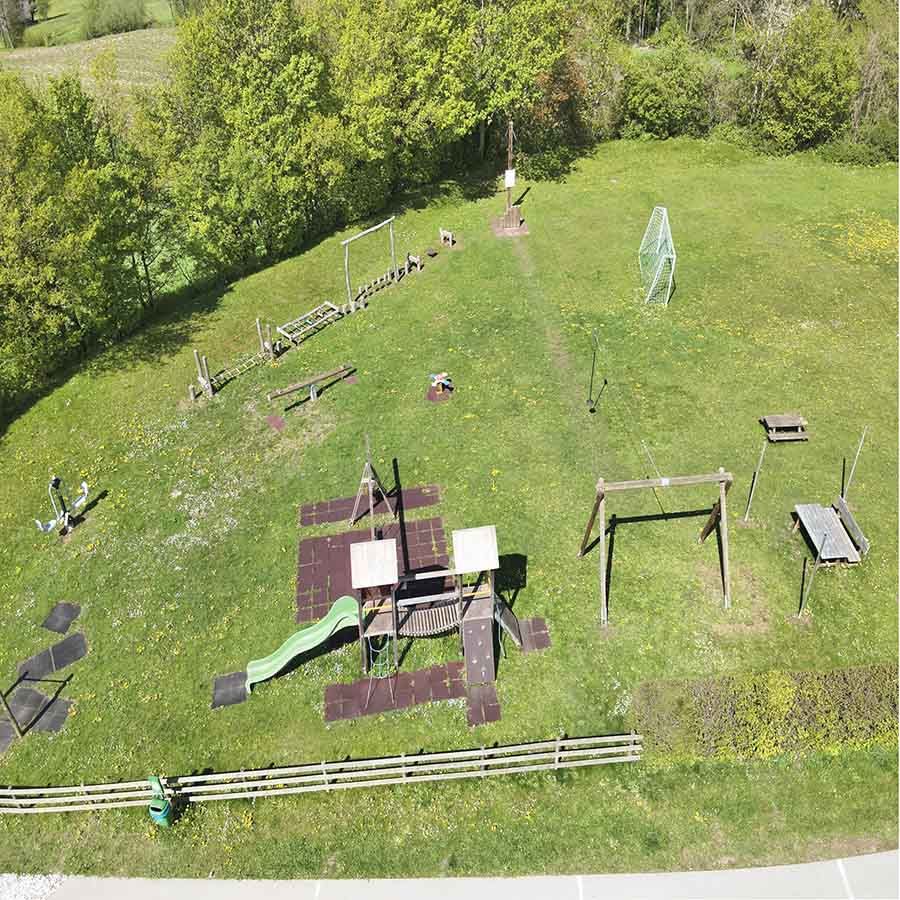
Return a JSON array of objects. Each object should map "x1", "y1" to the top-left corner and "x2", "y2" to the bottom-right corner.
[
  {"x1": 30, "y1": 696, "x2": 73, "y2": 733},
  {"x1": 296, "y1": 517, "x2": 449, "y2": 623},
  {"x1": 466, "y1": 682, "x2": 501, "y2": 726},
  {"x1": 324, "y1": 661, "x2": 465, "y2": 722},
  {"x1": 519, "y1": 618, "x2": 552, "y2": 653},
  {"x1": 41, "y1": 602, "x2": 80, "y2": 635},
  {"x1": 212, "y1": 672, "x2": 248, "y2": 709},
  {"x1": 17, "y1": 632, "x2": 88, "y2": 680},
  {"x1": 299, "y1": 485, "x2": 440, "y2": 527},
  {"x1": 0, "y1": 718, "x2": 15, "y2": 755}
]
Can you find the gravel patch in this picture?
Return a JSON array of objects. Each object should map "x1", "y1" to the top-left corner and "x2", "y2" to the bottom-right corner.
[{"x1": 0, "y1": 874, "x2": 64, "y2": 900}]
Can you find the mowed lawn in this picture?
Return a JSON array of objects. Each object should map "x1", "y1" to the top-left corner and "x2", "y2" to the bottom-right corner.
[
  {"x1": 0, "y1": 27, "x2": 175, "y2": 92},
  {"x1": 0, "y1": 139, "x2": 896, "y2": 877}
]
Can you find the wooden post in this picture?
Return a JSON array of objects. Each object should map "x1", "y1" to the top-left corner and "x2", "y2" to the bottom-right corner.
[
  {"x1": 743, "y1": 440, "x2": 768, "y2": 522},
  {"x1": 266, "y1": 324, "x2": 274, "y2": 360},
  {"x1": 188, "y1": 384, "x2": 196, "y2": 403},
  {"x1": 388, "y1": 220, "x2": 398, "y2": 280},
  {"x1": 344, "y1": 243, "x2": 352, "y2": 306},
  {"x1": 366, "y1": 453, "x2": 377, "y2": 541},
  {"x1": 718, "y1": 468, "x2": 731, "y2": 609},
  {"x1": 843, "y1": 425, "x2": 868, "y2": 502},
  {"x1": 0, "y1": 691, "x2": 23, "y2": 739},
  {"x1": 597, "y1": 482, "x2": 608, "y2": 627},
  {"x1": 579, "y1": 490, "x2": 602, "y2": 557},
  {"x1": 201, "y1": 356, "x2": 213, "y2": 396},
  {"x1": 193, "y1": 349, "x2": 203, "y2": 382},
  {"x1": 255, "y1": 318, "x2": 265, "y2": 354}
]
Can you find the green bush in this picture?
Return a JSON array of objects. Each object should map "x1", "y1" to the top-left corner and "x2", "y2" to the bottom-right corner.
[
  {"x1": 622, "y1": 41, "x2": 709, "y2": 139},
  {"x1": 81, "y1": 0, "x2": 147, "y2": 39},
  {"x1": 818, "y1": 137, "x2": 884, "y2": 166},
  {"x1": 632, "y1": 664, "x2": 899, "y2": 764},
  {"x1": 859, "y1": 118, "x2": 899, "y2": 161},
  {"x1": 754, "y1": 4, "x2": 859, "y2": 152},
  {"x1": 21, "y1": 25, "x2": 55, "y2": 46}
]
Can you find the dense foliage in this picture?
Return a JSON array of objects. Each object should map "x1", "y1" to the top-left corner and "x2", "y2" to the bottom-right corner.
[
  {"x1": 633, "y1": 665, "x2": 899, "y2": 762},
  {"x1": 0, "y1": 0, "x2": 895, "y2": 419}
]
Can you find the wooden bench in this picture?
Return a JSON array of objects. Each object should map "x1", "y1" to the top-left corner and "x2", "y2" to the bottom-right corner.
[
  {"x1": 761, "y1": 414, "x2": 809, "y2": 442},
  {"x1": 793, "y1": 496, "x2": 869, "y2": 565}
]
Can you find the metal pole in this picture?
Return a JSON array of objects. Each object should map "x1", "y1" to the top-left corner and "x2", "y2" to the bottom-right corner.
[
  {"x1": 800, "y1": 531, "x2": 828, "y2": 614},
  {"x1": 843, "y1": 425, "x2": 868, "y2": 502},
  {"x1": 506, "y1": 119, "x2": 513, "y2": 213},
  {"x1": 389, "y1": 220, "x2": 397, "y2": 280},
  {"x1": 743, "y1": 440, "x2": 768, "y2": 522},
  {"x1": 344, "y1": 243, "x2": 352, "y2": 306}
]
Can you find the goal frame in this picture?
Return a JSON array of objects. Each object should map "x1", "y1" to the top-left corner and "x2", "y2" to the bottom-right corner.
[
  {"x1": 341, "y1": 217, "x2": 398, "y2": 306},
  {"x1": 638, "y1": 207, "x2": 676, "y2": 305}
]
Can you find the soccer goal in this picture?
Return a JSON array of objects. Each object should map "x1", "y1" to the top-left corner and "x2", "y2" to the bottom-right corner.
[{"x1": 638, "y1": 206, "x2": 676, "y2": 305}]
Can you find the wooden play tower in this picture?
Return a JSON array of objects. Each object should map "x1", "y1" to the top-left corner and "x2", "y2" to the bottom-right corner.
[{"x1": 349, "y1": 525, "x2": 512, "y2": 683}]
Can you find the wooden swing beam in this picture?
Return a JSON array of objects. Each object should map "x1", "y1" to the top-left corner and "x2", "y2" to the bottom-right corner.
[{"x1": 578, "y1": 468, "x2": 733, "y2": 627}]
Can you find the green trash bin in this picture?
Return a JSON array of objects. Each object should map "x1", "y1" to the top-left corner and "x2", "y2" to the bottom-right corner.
[{"x1": 147, "y1": 776, "x2": 173, "y2": 828}]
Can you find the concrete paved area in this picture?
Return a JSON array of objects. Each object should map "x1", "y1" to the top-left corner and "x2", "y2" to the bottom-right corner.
[{"x1": 33, "y1": 850, "x2": 897, "y2": 900}]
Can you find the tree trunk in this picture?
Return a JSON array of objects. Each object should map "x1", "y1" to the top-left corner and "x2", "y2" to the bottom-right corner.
[{"x1": 478, "y1": 119, "x2": 487, "y2": 160}]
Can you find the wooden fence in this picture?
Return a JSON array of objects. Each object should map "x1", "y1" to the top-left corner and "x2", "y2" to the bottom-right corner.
[{"x1": 0, "y1": 733, "x2": 642, "y2": 815}]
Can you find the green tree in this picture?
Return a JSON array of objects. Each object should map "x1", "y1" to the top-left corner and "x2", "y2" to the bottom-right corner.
[
  {"x1": 753, "y1": 3, "x2": 859, "y2": 151},
  {"x1": 150, "y1": 0, "x2": 334, "y2": 276},
  {"x1": 623, "y1": 38, "x2": 710, "y2": 137}
]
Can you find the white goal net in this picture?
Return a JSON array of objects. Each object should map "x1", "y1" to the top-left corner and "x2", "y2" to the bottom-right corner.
[{"x1": 638, "y1": 207, "x2": 676, "y2": 305}]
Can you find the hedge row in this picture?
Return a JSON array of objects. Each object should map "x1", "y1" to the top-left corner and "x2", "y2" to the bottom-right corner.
[{"x1": 631, "y1": 664, "x2": 898, "y2": 763}]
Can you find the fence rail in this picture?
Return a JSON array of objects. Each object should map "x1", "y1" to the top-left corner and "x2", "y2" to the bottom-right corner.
[{"x1": 0, "y1": 733, "x2": 641, "y2": 815}]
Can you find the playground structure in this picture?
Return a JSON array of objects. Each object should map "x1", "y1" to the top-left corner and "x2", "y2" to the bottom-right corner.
[
  {"x1": 242, "y1": 521, "x2": 518, "y2": 700},
  {"x1": 349, "y1": 523, "x2": 513, "y2": 683},
  {"x1": 342, "y1": 217, "x2": 399, "y2": 307},
  {"x1": 639, "y1": 206, "x2": 676, "y2": 305},
  {"x1": 349, "y1": 435, "x2": 396, "y2": 536},
  {"x1": 430, "y1": 372, "x2": 453, "y2": 394},
  {"x1": 579, "y1": 469, "x2": 733, "y2": 626},
  {"x1": 266, "y1": 364, "x2": 355, "y2": 406},
  {"x1": 34, "y1": 477, "x2": 89, "y2": 535}
]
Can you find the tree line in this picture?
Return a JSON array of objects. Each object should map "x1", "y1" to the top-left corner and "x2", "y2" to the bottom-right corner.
[{"x1": 0, "y1": 0, "x2": 895, "y2": 421}]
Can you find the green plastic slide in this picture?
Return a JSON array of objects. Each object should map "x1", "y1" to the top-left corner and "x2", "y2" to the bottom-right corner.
[{"x1": 245, "y1": 595, "x2": 359, "y2": 693}]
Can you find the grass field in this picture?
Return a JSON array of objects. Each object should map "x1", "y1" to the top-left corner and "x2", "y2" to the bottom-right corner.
[
  {"x1": 0, "y1": 27, "x2": 174, "y2": 91},
  {"x1": 19, "y1": 0, "x2": 172, "y2": 46},
  {"x1": 0, "y1": 138, "x2": 896, "y2": 877}
]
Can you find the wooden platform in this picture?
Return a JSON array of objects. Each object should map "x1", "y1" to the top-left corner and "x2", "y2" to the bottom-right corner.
[
  {"x1": 761, "y1": 414, "x2": 809, "y2": 442},
  {"x1": 794, "y1": 503, "x2": 861, "y2": 564}
]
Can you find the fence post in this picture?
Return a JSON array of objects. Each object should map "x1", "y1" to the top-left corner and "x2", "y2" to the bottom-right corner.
[{"x1": 554, "y1": 736, "x2": 561, "y2": 768}]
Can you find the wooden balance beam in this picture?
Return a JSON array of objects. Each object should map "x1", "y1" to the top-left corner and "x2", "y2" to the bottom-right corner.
[{"x1": 267, "y1": 364, "x2": 354, "y2": 403}]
